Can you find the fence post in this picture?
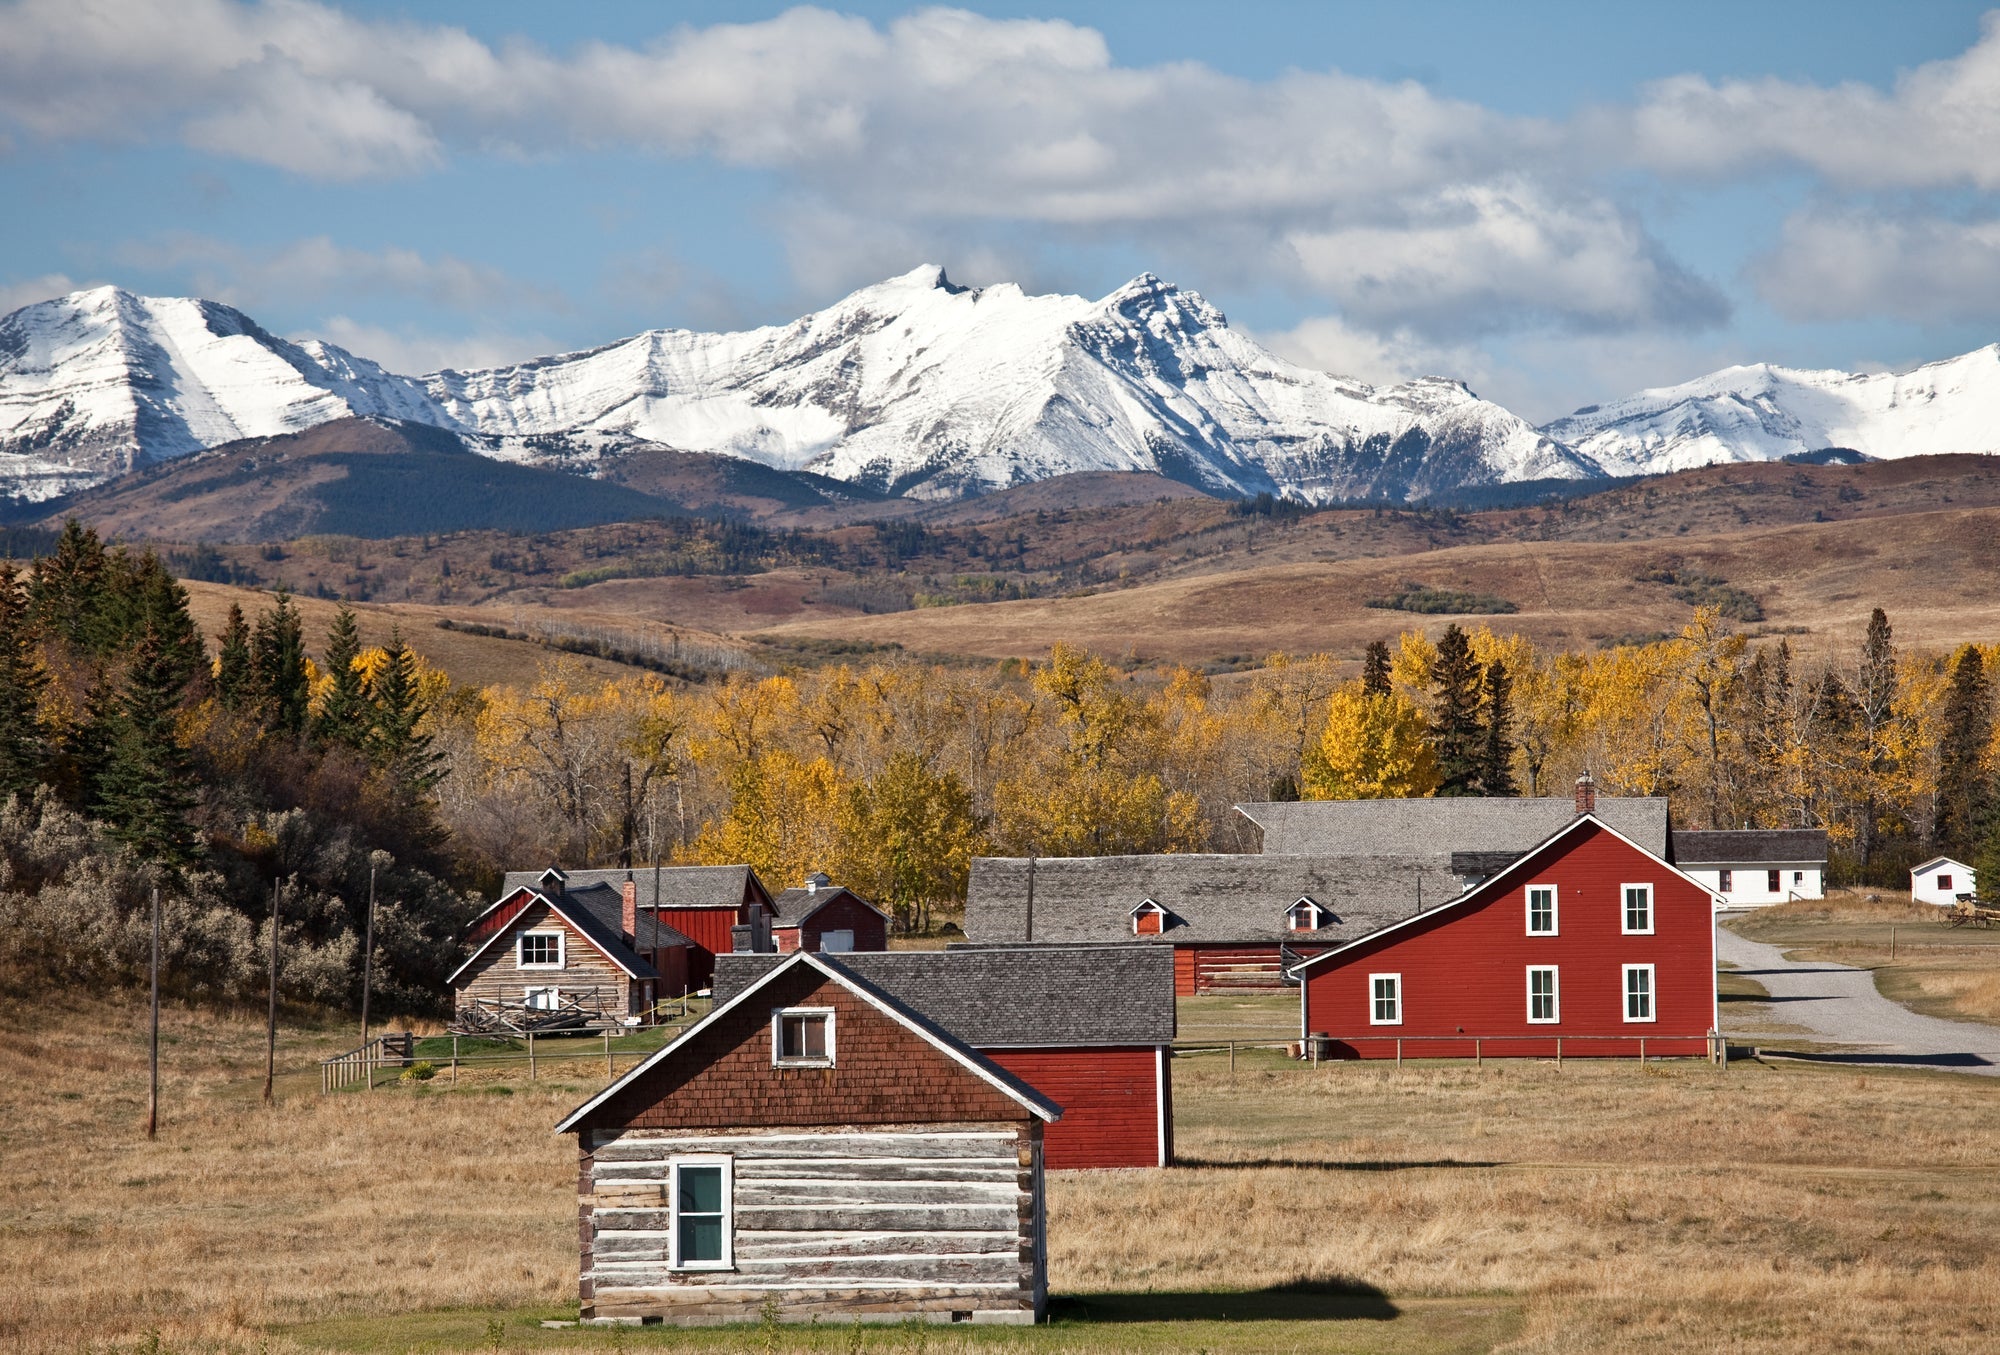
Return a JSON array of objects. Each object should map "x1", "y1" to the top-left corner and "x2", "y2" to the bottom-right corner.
[
  {"x1": 605, "y1": 1028, "x2": 613, "y2": 1078},
  {"x1": 1556, "y1": 1037, "x2": 1562, "y2": 1070},
  {"x1": 1395, "y1": 1038, "x2": 1402, "y2": 1069},
  {"x1": 1228, "y1": 1041, "x2": 1235, "y2": 1076},
  {"x1": 1475, "y1": 1038, "x2": 1482, "y2": 1068},
  {"x1": 452, "y1": 1034, "x2": 460, "y2": 1086},
  {"x1": 1639, "y1": 1037, "x2": 1646, "y2": 1064},
  {"x1": 529, "y1": 1030, "x2": 537, "y2": 1082}
]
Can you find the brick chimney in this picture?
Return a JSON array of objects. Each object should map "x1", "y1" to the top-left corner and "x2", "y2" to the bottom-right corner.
[
  {"x1": 621, "y1": 874, "x2": 638, "y2": 944},
  {"x1": 1574, "y1": 770, "x2": 1597, "y2": 818}
]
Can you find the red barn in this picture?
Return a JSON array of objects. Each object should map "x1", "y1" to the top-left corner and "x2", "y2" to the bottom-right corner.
[
  {"x1": 768, "y1": 873, "x2": 890, "y2": 953},
  {"x1": 714, "y1": 945, "x2": 1176, "y2": 1168},
  {"x1": 1293, "y1": 814, "x2": 1720, "y2": 1059},
  {"x1": 495, "y1": 865, "x2": 774, "y2": 992}
]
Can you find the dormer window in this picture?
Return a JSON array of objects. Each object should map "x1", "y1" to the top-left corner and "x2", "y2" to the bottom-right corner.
[
  {"x1": 538, "y1": 865, "x2": 567, "y2": 894},
  {"x1": 1130, "y1": 898, "x2": 1168, "y2": 936},
  {"x1": 1286, "y1": 897, "x2": 1325, "y2": 932}
]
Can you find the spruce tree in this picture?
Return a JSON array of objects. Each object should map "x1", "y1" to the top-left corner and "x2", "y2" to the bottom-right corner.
[
  {"x1": 215, "y1": 604, "x2": 253, "y2": 711},
  {"x1": 1936, "y1": 645, "x2": 1991, "y2": 856},
  {"x1": 368, "y1": 629, "x2": 445, "y2": 841},
  {"x1": 1478, "y1": 659, "x2": 1518, "y2": 797},
  {"x1": 93, "y1": 619, "x2": 202, "y2": 865},
  {"x1": 0, "y1": 564, "x2": 48, "y2": 799},
  {"x1": 1361, "y1": 640, "x2": 1392, "y2": 696},
  {"x1": 250, "y1": 591, "x2": 311, "y2": 739},
  {"x1": 1428, "y1": 624, "x2": 1486, "y2": 797},
  {"x1": 1855, "y1": 608, "x2": 1897, "y2": 870},
  {"x1": 314, "y1": 607, "x2": 371, "y2": 749},
  {"x1": 28, "y1": 519, "x2": 107, "y2": 650}
]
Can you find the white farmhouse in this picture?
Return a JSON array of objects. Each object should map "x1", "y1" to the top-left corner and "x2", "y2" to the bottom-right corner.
[
  {"x1": 1671, "y1": 830, "x2": 1827, "y2": 908},
  {"x1": 1910, "y1": 857, "x2": 1976, "y2": 906}
]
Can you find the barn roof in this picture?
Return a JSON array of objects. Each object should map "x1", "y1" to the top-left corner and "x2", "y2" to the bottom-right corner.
[
  {"x1": 1235, "y1": 796, "x2": 1671, "y2": 859},
  {"x1": 1911, "y1": 856, "x2": 1971, "y2": 874},
  {"x1": 554, "y1": 950, "x2": 1062, "y2": 1134},
  {"x1": 447, "y1": 885, "x2": 664, "y2": 987},
  {"x1": 964, "y1": 853, "x2": 1464, "y2": 946},
  {"x1": 498, "y1": 864, "x2": 769, "y2": 912},
  {"x1": 563, "y1": 883, "x2": 697, "y2": 951},
  {"x1": 1669, "y1": 830, "x2": 1828, "y2": 865},
  {"x1": 712, "y1": 945, "x2": 1176, "y2": 1047},
  {"x1": 769, "y1": 877, "x2": 889, "y2": 926}
]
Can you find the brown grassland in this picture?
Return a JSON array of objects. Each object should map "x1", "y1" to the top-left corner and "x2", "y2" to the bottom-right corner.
[{"x1": 5, "y1": 974, "x2": 1998, "y2": 1355}]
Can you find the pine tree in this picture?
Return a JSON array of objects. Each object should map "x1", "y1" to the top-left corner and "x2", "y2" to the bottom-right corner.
[
  {"x1": 93, "y1": 619, "x2": 202, "y2": 865},
  {"x1": 250, "y1": 591, "x2": 310, "y2": 739},
  {"x1": 314, "y1": 607, "x2": 371, "y2": 749},
  {"x1": 1361, "y1": 640, "x2": 1392, "y2": 696},
  {"x1": 0, "y1": 563, "x2": 48, "y2": 799},
  {"x1": 1935, "y1": 645, "x2": 1991, "y2": 856},
  {"x1": 367, "y1": 629, "x2": 445, "y2": 839},
  {"x1": 1855, "y1": 608, "x2": 1897, "y2": 870},
  {"x1": 214, "y1": 604, "x2": 253, "y2": 711},
  {"x1": 1428, "y1": 624, "x2": 1485, "y2": 796},
  {"x1": 28, "y1": 519, "x2": 107, "y2": 650},
  {"x1": 1478, "y1": 659, "x2": 1518, "y2": 797}
]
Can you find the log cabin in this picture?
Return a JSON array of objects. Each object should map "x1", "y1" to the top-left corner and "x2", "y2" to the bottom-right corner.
[
  {"x1": 768, "y1": 873, "x2": 890, "y2": 953},
  {"x1": 1292, "y1": 812, "x2": 1720, "y2": 1059},
  {"x1": 491, "y1": 864, "x2": 775, "y2": 992},
  {"x1": 554, "y1": 950, "x2": 1058, "y2": 1326},
  {"x1": 714, "y1": 945, "x2": 1175, "y2": 1168}
]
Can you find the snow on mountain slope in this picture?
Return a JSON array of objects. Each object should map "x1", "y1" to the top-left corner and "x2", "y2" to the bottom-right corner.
[
  {"x1": 1543, "y1": 345, "x2": 2000, "y2": 477},
  {"x1": 426, "y1": 265, "x2": 1596, "y2": 502},
  {"x1": 0, "y1": 286, "x2": 444, "y2": 496}
]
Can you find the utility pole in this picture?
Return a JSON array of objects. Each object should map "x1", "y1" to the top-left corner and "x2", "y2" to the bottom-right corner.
[
  {"x1": 263, "y1": 878, "x2": 280, "y2": 1104},
  {"x1": 360, "y1": 863, "x2": 378, "y2": 1046},
  {"x1": 147, "y1": 885, "x2": 159, "y2": 1140}
]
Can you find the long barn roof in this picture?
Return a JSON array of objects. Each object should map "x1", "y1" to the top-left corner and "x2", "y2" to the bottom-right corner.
[
  {"x1": 1669, "y1": 829, "x2": 1828, "y2": 865},
  {"x1": 1235, "y1": 796, "x2": 1670, "y2": 859},
  {"x1": 498, "y1": 864, "x2": 768, "y2": 911}
]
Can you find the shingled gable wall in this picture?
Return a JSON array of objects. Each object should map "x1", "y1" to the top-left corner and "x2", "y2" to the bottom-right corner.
[{"x1": 569, "y1": 963, "x2": 1048, "y2": 1325}]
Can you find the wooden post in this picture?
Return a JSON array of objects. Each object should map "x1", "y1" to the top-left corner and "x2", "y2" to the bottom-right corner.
[
  {"x1": 1395, "y1": 1038, "x2": 1402, "y2": 1069},
  {"x1": 263, "y1": 879, "x2": 280, "y2": 1104},
  {"x1": 359, "y1": 864, "x2": 378, "y2": 1047},
  {"x1": 1890, "y1": 925, "x2": 1897, "y2": 961},
  {"x1": 1555, "y1": 1036, "x2": 1562, "y2": 1071},
  {"x1": 1639, "y1": 1037, "x2": 1646, "y2": 1064},
  {"x1": 452, "y1": 1034, "x2": 459, "y2": 1085},
  {"x1": 1475, "y1": 1038, "x2": 1482, "y2": 1069},
  {"x1": 1228, "y1": 1040, "x2": 1235, "y2": 1076},
  {"x1": 529, "y1": 1030, "x2": 536, "y2": 1081},
  {"x1": 147, "y1": 886, "x2": 160, "y2": 1140},
  {"x1": 605, "y1": 1028, "x2": 613, "y2": 1077}
]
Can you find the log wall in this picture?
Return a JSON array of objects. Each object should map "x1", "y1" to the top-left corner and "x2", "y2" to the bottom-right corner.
[
  {"x1": 580, "y1": 1122, "x2": 1045, "y2": 1325},
  {"x1": 455, "y1": 899, "x2": 633, "y2": 1016}
]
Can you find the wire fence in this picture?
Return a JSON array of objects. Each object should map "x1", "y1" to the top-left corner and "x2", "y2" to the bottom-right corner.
[{"x1": 1172, "y1": 1029, "x2": 1729, "y2": 1070}]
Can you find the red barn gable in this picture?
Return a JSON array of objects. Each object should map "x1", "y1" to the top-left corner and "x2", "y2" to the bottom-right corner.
[{"x1": 1293, "y1": 814, "x2": 1719, "y2": 1059}]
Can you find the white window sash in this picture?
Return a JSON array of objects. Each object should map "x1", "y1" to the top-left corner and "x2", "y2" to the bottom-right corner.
[
  {"x1": 1623, "y1": 964, "x2": 1657, "y2": 1023},
  {"x1": 1526, "y1": 966, "x2": 1560, "y2": 1023},
  {"x1": 1368, "y1": 973, "x2": 1402, "y2": 1026},
  {"x1": 771, "y1": 1007, "x2": 837, "y2": 1066},
  {"x1": 1621, "y1": 884, "x2": 1655, "y2": 935},
  {"x1": 1526, "y1": 885, "x2": 1558, "y2": 935},
  {"x1": 667, "y1": 1155, "x2": 734, "y2": 1271},
  {"x1": 517, "y1": 930, "x2": 565, "y2": 969}
]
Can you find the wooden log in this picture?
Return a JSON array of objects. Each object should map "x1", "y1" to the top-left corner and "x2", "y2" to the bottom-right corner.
[
  {"x1": 735, "y1": 1205, "x2": 1021, "y2": 1232},
  {"x1": 733, "y1": 1182, "x2": 1019, "y2": 1207},
  {"x1": 734, "y1": 1161, "x2": 1022, "y2": 1184},
  {"x1": 734, "y1": 1233, "x2": 1021, "y2": 1261},
  {"x1": 591, "y1": 1131, "x2": 1020, "y2": 1163}
]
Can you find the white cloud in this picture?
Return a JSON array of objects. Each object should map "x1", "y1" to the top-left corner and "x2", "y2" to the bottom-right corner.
[
  {"x1": 114, "y1": 235, "x2": 561, "y2": 313},
  {"x1": 1253, "y1": 315, "x2": 1492, "y2": 391},
  {"x1": 0, "y1": 272, "x2": 82, "y2": 314},
  {"x1": 1754, "y1": 208, "x2": 2000, "y2": 323},
  {"x1": 308, "y1": 316, "x2": 555, "y2": 377}
]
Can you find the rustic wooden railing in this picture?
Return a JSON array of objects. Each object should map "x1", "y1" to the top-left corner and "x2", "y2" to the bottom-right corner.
[
  {"x1": 320, "y1": 1032, "x2": 415, "y2": 1092},
  {"x1": 318, "y1": 1004, "x2": 712, "y2": 1094}
]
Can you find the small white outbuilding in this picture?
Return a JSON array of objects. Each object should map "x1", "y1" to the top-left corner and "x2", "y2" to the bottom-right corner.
[{"x1": 1910, "y1": 857, "x2": 1976, "y2": 906}]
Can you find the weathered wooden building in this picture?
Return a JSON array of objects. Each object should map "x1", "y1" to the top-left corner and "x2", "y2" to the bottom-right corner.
[
  {"x1": 715, "y1": 945, "x2": 1175, "y2": 1168},
  {"x1": 555, "y1": 951, "x2": 1058, "y2": 1325},
  {"x1": 768, "y1": 873, "x2": 890, "y2": 953},
  {"x1": 1672, "y1": 829, "x2": 1828, "y2": 906},
  {"x1": 493, "y1": 865, "x2": 775, "y2": 992}
]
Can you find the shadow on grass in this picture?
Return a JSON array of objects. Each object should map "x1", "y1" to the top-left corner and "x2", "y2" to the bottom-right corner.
[
  {"x1": 1055, "y1": 1277, "x2": 1396, "y2": 1324},
  {"x1": 1720, "y1": 992, "x2": 1825, "y2": 1003},
  {"x1": 1762, "y1": 1049, "x2": 1995, "y2": 1069},
  {"x1": 1174, "y1": 1155, "x2": 1501, "y2": 1171}
]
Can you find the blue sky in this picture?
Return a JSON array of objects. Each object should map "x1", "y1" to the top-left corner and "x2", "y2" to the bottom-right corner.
[{"x1": 2, "y1": 1, "x2": 1997, "y2": 419}]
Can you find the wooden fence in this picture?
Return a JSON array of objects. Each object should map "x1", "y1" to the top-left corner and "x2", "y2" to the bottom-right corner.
[
  {"x1": 319, "y1": 1005, "x2": 711, "y2": 1093},
  {"x1": 1173, "y1": 1029, "x2": 1730, "y2": 1070},
  {"x1": 321, "y1": 1032, "x2": 415, "y2": 1092}
]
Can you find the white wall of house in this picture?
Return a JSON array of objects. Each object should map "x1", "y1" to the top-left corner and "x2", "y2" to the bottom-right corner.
[
  {"x1": 1689, "y1": 864, "x2": 1824, "y2": 908},
  {"x1": 1911, "y1": 860, "x2": 1976, "y2": 906}
]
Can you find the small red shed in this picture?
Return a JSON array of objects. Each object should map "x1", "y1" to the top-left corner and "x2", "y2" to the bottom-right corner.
[
  {"x1": 769, "y1": 873, "x2": 889, "y2": 953},
  {"x1": 1292, "y1": 814, "x2": 1720, "y2": 1059}
]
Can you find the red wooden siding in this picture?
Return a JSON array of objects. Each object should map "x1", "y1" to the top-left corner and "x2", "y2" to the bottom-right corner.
[
  {"x1": 985, "y1": 1046, "x2": 1164, "y2": 1169},
  {"x1": 653, "y1": 907, "x2": 741, "y2": 988},
  {"x1": 464, "y1": 890, "x2": 533, "y2": 948},
  {"x1": 775, "y1": 895, "x2": 889, "y2": 953},
  {"x1": 1301, "y1": 823, "x2": 1713, "y2": 1059},
  {"x1": 1170, "y1": 944, "x2": 1325, "y2": 995}
]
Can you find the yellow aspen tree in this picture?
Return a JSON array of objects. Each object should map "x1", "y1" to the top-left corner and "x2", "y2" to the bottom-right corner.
[{"x1": 1300, "y1": 682, "x2": 1440, "y2": 799}]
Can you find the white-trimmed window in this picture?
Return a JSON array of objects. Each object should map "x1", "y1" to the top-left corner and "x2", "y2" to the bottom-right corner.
[
  {"x1": 772, "y1": 1008, "x2": 835, "y2": 1066},
  {"x1": 524, "y1": 985, "x2": 560, "y2": 1012},
  {"x1": 1718, "y1": 868, "x2": 1734, "y2": 893},
  {"x1": 1527, "y1": 966, "x2": 1560, "y2": 1023},
  {"x1": 1369, "y1": 973, "x2": 1402, "y2": 1025},
  {"x1": 517, "y1": 930, "x2": 565, "y2": 968},
  {"x1": 1621, "y1": 884, "x2": 1654, "y2": 935},
  {"x1": 1131, "y1": 899, "x2": 1168, "y2": 936},
  {"x1": 1526, "y1": 885, "x2": 1558, "y2": 935},
  {"x1": 1286, "y1": 897, "x2": 1324, "y2": 932},
  {"x1": 1623, "y1": 964, "x2": 1656, "y2": 1023},
  {"x1": 668, "y1": 1156, "x2": 733, "y2": 1270}
]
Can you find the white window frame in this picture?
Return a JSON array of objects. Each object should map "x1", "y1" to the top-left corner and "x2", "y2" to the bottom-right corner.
[
  {"x1": 1526, "y1": 966, "x2": 1560, "y2": 1024},
  {"x1": 1717, "y1": 868, "x2": 1734, "y2": 893},
  {"x1": 516, "y1": 930, "x2": 565, "y2": 969},
  {"x1": 1525, "y1": 884, "x2": 1559, "y2": 936},
  {"x1": 1286, "y1": 897, "x2": 1322, "y2": 932},
  {"x1": 771, "y1": 1006, "x2": 836, "y2": 1067},
  {"x1": 1623, "y1": 964, "x2": 1657, "y2": 1023},
  {"x1": 1368, "y1": 973, "x2": 1402, "y2": 1026},
  {"x1": 523, "y1": 985, "x2": 560, "y2": 1012},
  {"x1": 1621, "y1": 883, "x2": 1655, "y2": 936},
  {"x1": 667, "y1": 1155, "x2": 734, "y2": 1271},
  {"x1": 1131, "y1": 898, "x2": 1167, "y2": 936}
]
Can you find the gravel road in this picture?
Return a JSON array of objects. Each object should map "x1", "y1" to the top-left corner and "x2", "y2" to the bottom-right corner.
[{"x1": 1716, "y1": 920, "x2": 2000, "y2": 1075}]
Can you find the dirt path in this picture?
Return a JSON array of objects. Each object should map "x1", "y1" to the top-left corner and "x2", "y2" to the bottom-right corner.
[{"x1": 1717, "y1": 920, "x2": 2000, "y2": 1075}]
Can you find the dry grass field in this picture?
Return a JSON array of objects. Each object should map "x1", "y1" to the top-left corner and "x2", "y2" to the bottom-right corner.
[
  {"x1": 1729, "y1": 892, "x2": 2000, "y2": 1027},
  {"x1": 5, "y1": 986, "x2": 1998, "y2": 1355}
]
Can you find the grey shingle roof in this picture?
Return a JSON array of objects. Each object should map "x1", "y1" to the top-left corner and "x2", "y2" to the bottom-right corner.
[
  {"x1": 564, "y1": 883, "x2": 696, "y2": 951},
  {"x1": 770, "y1": 883, "x2": 884, "y2": 924},
  {"x1": 964, "y1": 853, "x2": 1465, "y2": 946},
  {"x1": 1235, "y1": 796, "x2": 1670, "y2": 859},
  {"x1": 1670, "y1": 830, "x2": 1828, "y2": 866},
  {"x1": 711, "y1": 945, "x2": 1176, "y2": 1047},
  {"x1": 499, "y1": 864, "x2": 766, "y2": 912}
]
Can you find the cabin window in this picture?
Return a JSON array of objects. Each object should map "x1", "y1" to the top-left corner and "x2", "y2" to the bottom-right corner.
[
  {"x1": 1937, "y1": 874, "x2": 1953, "y2": 892},
  {"x1": 669, "y1": 1156, "x2": 733, "y2": 1270},
  {"x1": 819, "y1": 929, "x2": 855, "y2": 953},
  {"x1": 773, "y1": 1008, "x2": 835, "y2": 1066},
  {"x1": 1767, "y1": 870, "x2": 1782, "y2": 893},
  {"x1": 1623, "y1": 964, "x2": 1656, "y2": 1023},
  {"x1": 1793, "y1": 871, "x2": 1804, "y2": 886},
  {"x1": 1286, "y1": 898, "x2": 1322, "y2": 932},
  {"x1": 1526, "y1": 885, "x2": 1558, "y2": 935},
  {"x1": 1527, "y1": 966, "x2": 1560, "y2": 1023},
  {"x1": 1718, "y1": 869, "x2": 1733, "y2": 892},
  {"x1": 1369, "y1": 973, "x2": 1402, "y2": 1025},
  {"x1": 517, "y1": 931, "x2": 564, "y2": 968},
  {"x1": 1622, "y1": 884, "x2": 1654, "y2": 935}
]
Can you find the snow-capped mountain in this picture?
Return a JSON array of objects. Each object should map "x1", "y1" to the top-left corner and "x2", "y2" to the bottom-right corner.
[
  {"x1": 1542, "y1": 345, "x2": 2000, "y2": 476},
  {"x1": 0, "y1": 286, "x2": 445, "y2": 500},
  {"x1": 0, "y1": 269, "x2": 1593, "y2": 505}
]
